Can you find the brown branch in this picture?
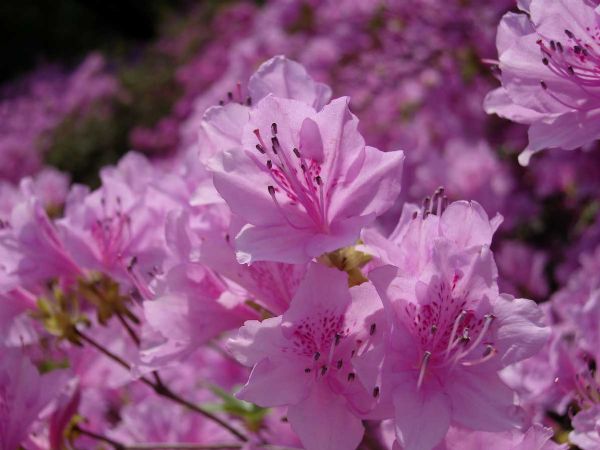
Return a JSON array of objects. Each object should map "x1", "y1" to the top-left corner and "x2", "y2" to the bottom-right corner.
[{"x1": 75, "y1": 329, "x2": 248, "y2": 442}]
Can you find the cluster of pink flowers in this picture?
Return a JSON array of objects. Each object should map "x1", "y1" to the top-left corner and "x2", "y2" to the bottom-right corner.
[{"x1": 1, "y1": 0, "x2": 600, "y2": 449}]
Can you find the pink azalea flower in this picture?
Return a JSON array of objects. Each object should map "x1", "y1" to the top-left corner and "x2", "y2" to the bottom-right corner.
[
  {"x1": 433, "y1": 424, "x2": 567, "y2": 450},
  {"x1": 195, "y1": 216, "x2": 308, "y2": 315},
  {"x1": 57, "y1": 165, "x2": 171, "y2": 294},
  {"x1": 359, "y1": 202, "x2": 548, "y2": 450},
  {"x1": 0, "y1": 347, "x2": 65, "y2": 449},
  {"x1": 228, "y1": 263, "x2": 383, "y2": 450},
  {"x1": 139, "y1": 262, "x2": 254, "y2": 370},
  {"x1": 571, "y1": 404, "x2": 600, "y2": 449},
  {"x1": 484, "y1": 0, "x2": 600, "y2": 164},
  {"x1": 198, "y1": 55, "x2": 332, "y2": 163},
  {"x1": 210, "y1": 94, "x2": 404, "y2": 264},
  {"x1": 0, "y1": 179, "x2": 81, "y2": 291}
]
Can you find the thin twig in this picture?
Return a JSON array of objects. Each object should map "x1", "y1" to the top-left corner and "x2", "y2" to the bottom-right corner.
[
  {"x1": 74, "y1": 425, "x2": 125, "y2": 450},
  {"x1": 75, "y1": 329, "x2": 248, "y2": 442},
  {"x1": 75, "y1": 329, "x2": 130, "y2": 371},
  {"x1": 117, "y1": 312, "x2": 141, "y2": 346}
]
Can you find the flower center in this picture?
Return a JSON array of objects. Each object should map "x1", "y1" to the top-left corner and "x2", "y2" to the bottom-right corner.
[
  {"x1": 91, "y1": 195, "x2": 132, "y2": 266},
  {"x1": 250, "y1": 123, "x2": 329, "y2": 232},
  {"x1": 402, "y1": 278, "x2": 496, "y2": 388},
  {"x1": 537, "y1": 27, "x2": 600, "y2": 108}
]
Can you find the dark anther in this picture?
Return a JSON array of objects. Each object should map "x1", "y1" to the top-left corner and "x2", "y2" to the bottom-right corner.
[
  {"x1": 550, "y1": 40, "x2": 556, "y2": 51},
  {"x1": 268, "y1": 185, "x2": 276, "y2": 196},
  {"x1": 347, "y1": 372, "x2": 356, "y2": 382},
  {"x1": 412, "y1": 211, "x2": 418, "y2": 219},
  {"x1": 246, "y1": 97, "x2": 252, "y2": 106},
  {"x1": 219, "y1": 100, "x2": 224, "y2": 106},
  {"x1": 127, "y1": 256, "x2": 138, "y2": 271},
  {"x1": 301, "y1": 164, "x2": 307, "y2": 172},
  {"x1": 574, "y1": 45, "x2": 582, "y2": 54},
  {"x1": 315, "y1": 176, "x2": 322, "y2": 185},
  {"x1": 305, "y1": 368, "x2": 311, "y2": 373},
  {"x1": 337, "y1": 360, "x2": 343, "y2": 369},
  {"x1": 271, "y1": 137, "x2": 279, "y2": 154},
  {"x1": 335, "y1": 333, "x2": 341, "y2": 345},
  {"x1": 267, "y1": 160, "x2": 273, "y2": 169},
  {"x1": 321, "y1": 366, "x2": 328, "y2": 375},
  {"x1": 568, "y1": 66, "x2": 575, "y2": 75},
  {"x1": 540, "y1": 80, "x2": 548, "y2": 90},
  {"x1": 431, "y1": 324, "x2": 438, "y2": 334},
  {"x1": 373, "y1": 386, "x2": 380, "y2": 398},
  {"x1": 565, "y1": 29, "x2": 574, "y2": 39},
  {"x1": 314, "y1": 352, "x2": 321, "y2": 361},
  {"x1": 256, "y1": 144, "x2": 265, "y2": 154},
  {"x1": 227, "y1": 91, "x2": 233, "y2": 100},
  {"x1": 293, "y1": 147, "x2": 301, "y2": 158},
  {"x1": 542, "y1": 57, "x2": 549, "y2": 66},
  {"x1": 271, "y1": 123, "x2": 278, "y2": 135},
  {"x1": 370, "y1": 323, "x2": 376, "y2": 336},
  {"x1": 557, "y1": 41, "x2": 564, "y2": 52}
]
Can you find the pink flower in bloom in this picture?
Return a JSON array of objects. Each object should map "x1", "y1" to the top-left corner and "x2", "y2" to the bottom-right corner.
[
  {"x1": 229, "y1": 263, "x2": 383, "y2": 450},
  {"x1": 139, "y1": 262, "x2": 254, "y2": 370},
  {"x1": 197, "y1": 55, "x2": 332, "y2": 163},
  {"x1": 0, "y1": 347, "x2": 65, "y2": 449},
  {"x1": 485, "y1": 0, "x2": 600, "y2": 164},
  {"x1": 360, "y1": 201, "x2": 549, "y2": 450},
  {"x1": 433, "y1": 424, "x2": 567, "y2": 450},
  {"x1": 210, "y1": 94, "x2": 404, "y2": 264},
  {"x1": 571, "y1": 404, "x2": 600, "y2": 449},
  {"x1": 0, "y1": 179, "x2": 81, "y2": 291}
]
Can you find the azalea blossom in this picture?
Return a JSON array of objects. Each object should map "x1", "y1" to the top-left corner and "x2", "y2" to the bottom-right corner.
[
  {"x1": 229, "y1": 263, "x2": 383, "y2": 450},
  {"x1": 485, "y1": 0, "x2": 600, "y2": 164},
  {"x1": 210, "y1": 94, "x2": 404, "y2": 264},
  {"x1": 0, "y1": 347, "x2": 65, "y2": 449},
  {"x1": 359, "y1": 200, "x2": 549, "y2": 450}
]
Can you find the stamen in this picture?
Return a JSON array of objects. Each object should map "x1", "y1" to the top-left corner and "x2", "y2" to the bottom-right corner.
[
  {"x1": 293, "y1": 147, "x2": 301, "y2": 158},
  {"x1": 305, "y1": 368, "x2": 311, "y2": 373},
  {"x1": 256, "y1": 144, "x2": 265, "y2": 154},
  {"x1": 253, "y1": 129, "x2": 268, "y2": 150},
  {"x1": 370, "y1": 323, "x2": 377, "y2": 335},
  {"x1": 271, "y1": 137, "x2": 280, "y2": 154},
  {"x1": 268, "y1": 186, "x2": 308, "y2": 231},
  {"x1": 336, "y1": 359, "x2": 343, "y2": 369},
  {"x1": 236, "y1": 82, "x2": 242, "y2": 103},
  {"x1": 314, "y1": 352, "x2": 321, "y2": 361},
  {"x1": 422, "y1": 196, "x2": 431, "y2": 216},
  {"x1": 373, "y1": 386, "x2": 380, "y2": 398},
  {"x1": 271, "y1": 123, "x2": 278, "y2": 135},
  {"x1": 348, "y1": 372, "x2": 355, "y2": 382},
  {"x1": 417, "y1": 351, "x2": 432, "y2": 389},
  {"x1": 445, "y1": 310, "x2": 468, "y2": 358},
  {"x1": 462, "y1": 344, "x2": 497, "y2": 366},
  {"x1": 457, "y1": 314, "x2": 495, "y2": 361}
]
